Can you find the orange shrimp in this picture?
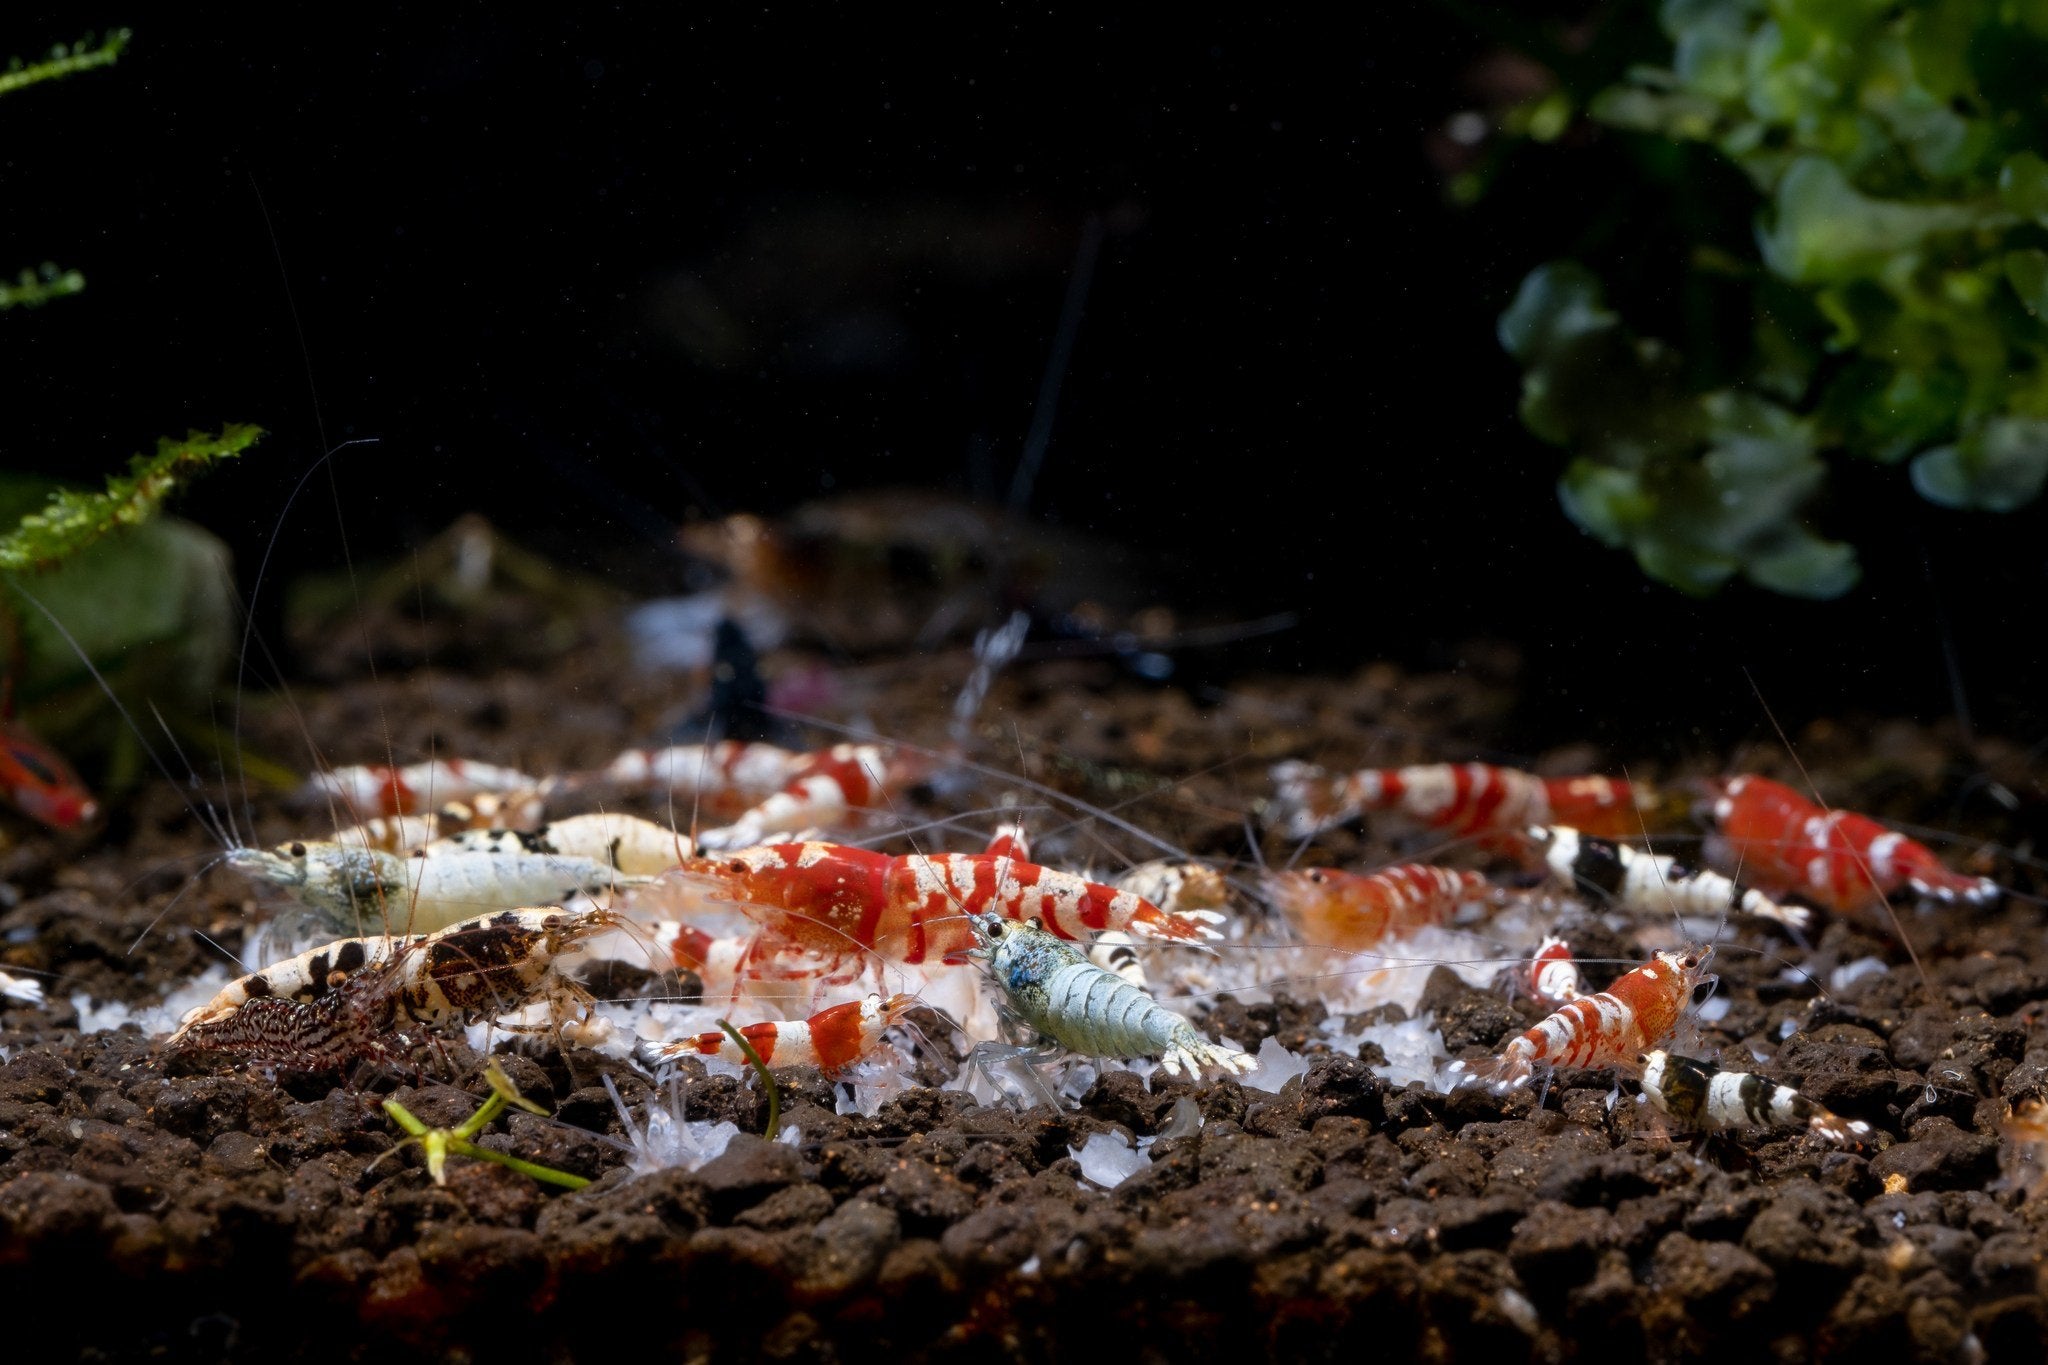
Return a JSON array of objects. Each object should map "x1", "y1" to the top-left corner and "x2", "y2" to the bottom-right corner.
[
  {"x1": 1454, "y1": 947, "x2": 1712, "y2": 1092},
  {"x1": 675, "y1": 841, "x2": 1225, "y2": 983},
  {"x1": 1262, "y1": 863, "x2": 1489, "y2": 951},
  {"x1": 1706, "y1": 775, "x2": 1997, "y2": 916},
  {"x1": 648, "y1": 993, "x2": 917, "y2": 1075},
  {"x1": 1272, "y1": 760, "x2": 1654, "y2": 842}
]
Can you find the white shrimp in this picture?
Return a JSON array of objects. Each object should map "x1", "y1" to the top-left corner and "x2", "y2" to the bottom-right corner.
[{"x1": 227, "y1": 839, "x2": 653, "y2": 934}]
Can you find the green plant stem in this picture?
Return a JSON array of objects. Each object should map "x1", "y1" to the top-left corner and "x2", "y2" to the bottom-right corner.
[
  {"x1": 719, "y1": 1018, "x2": 780, "y2": 1137},
  {"x1": 0, "y1": 29, "x2": 130, "y2": 99}
]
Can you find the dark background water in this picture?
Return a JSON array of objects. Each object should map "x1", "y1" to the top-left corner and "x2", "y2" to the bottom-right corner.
[{"x1": 5, "y1": 9, "x2": 2045, "y2": 749}]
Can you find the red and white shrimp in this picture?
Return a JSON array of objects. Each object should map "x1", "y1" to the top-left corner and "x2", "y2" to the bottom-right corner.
[
  {"x1": 1272, "y1": 760, "x2": 1654, "y2": 842},
  {"x1": 1261, "y1": 863, "x2": 1490, "y2": 952},
  {"x1": 567, "y1": 741, "x2": 918, "y2": 849},
  {"x1": 647, "y1": 992, "x2": 918, "y2": 1075},
  {"x1": 0, "y1": 720, "x2": 97, "y2": 829},
  {"x1": 305, "y1": 758, "x2": 538, "y2": 819},
  {"x1": 1452, "y1": 946, "x2": 1712, "y2": 1092},
  {"x1": 672, "y1": 840, "x2": 1225, "y2": 986},
  {"x1": 1705, "y1": 775, "x2": 1997, "y2": 916},
  {"x1": 1525, "y1": 934, "x2": 1583, "y2": 1007}
]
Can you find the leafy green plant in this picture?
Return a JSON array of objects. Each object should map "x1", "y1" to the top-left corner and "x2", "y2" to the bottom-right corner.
[
  {"x1": 0, "y1": 29, "x2": 264, "y2": 793},
  {"x1": 1498, "y1": 0, "x2": 2048, "y2": 596}
]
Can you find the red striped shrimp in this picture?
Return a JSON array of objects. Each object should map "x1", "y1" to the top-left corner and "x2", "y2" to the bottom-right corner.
[
  {"x1": 1272, "y1": 760, "x2": 1655, "y2": 842},
  {"x1": 0, "y1": 720, "x2": 97, "y2": 829},
  {"x1": 672, "y1": 840, "x2": 1225, "y2": 988},
  {"x1": 646, "y1": 992, "x2": 919, "y2": 1075},
  {"x1": 696, "y1": 744, "x2": 909, "y2": 850},
  {"x1": 1705, "y1": 775, "x2": 1998, "y2": 916},
  {"x1": 568, "y1": 740, "x2": 918, "y2": 849},
  {"x1": 651, "y1": 921, "x2": 752, "y2": 991},
  {"x1": 1261, "y1": 863, "x2": 1490, "y2": 952},
  {"x1": 303, "y1": 758, "x2": 539, "y2": 819},
  {"x1": 1451, "y1": 946, "x2": 1713, "y2": 1092},
  {"x1": 1526, "y1": 934, "x2": 1583, "y2": 1007}
]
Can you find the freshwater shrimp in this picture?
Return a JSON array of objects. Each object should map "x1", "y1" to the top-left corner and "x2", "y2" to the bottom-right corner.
[
  {"x1": 227, "y1": 839, "x2": 653, "y2": 933},
  {"x1": 1525, "y1": 934, "x2": 1583, "y2": 1007},
  {"x1": 652, "y1": 921, "x2": 753, "y2": 991},
  {"x1": 1705, "y1": 775, "x2": 1998, "y2": 916},
  {"x1": 331, "y1": 812, "x2": 441, "y2": 854},
  {"x1": 1529, "y1": 825, "x2": 1810, "y2": 931},
  {"x1": 1261, "y1": 864, "x2": 1490, "y2": 951},
  {"x1": 695, "y1": 744, "x2": 910, "y2": 850},
  {"x1": 434, "y1": 812, "x2": 695, "y2": 875},
  {"x1": 163, "y1": 906, "x2": 621, "y2": 1068},
  {"x1": 1271, "y1": 760, "x2": 1656, "y2": 842},
  {"x1": 1637, "y1": 1049, "x2": 1870, "y2": 1146},
  {"x1": 647, "y1": 992, "x2": 919, "y2": 1075},
  {"x1": 304, "y1": 758, "x2": 539, "y2": 819},
  {"x1": 0, "y1": 720, "x2": 97, "y2": 829},
  {"x1": 1451, "y1": 946, "x2": 1712, "y2": 1092},
  {"x1": 676, "y1": 841, "x2": 1225, "y2": 985},
  {"x1": 969, "y1": 912, "x2": 1254, "y2": 1077}
]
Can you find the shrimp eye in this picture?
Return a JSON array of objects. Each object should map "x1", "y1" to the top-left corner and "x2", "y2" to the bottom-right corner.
[
  {"x1": 289, "y1": 842, "x2": 307, "y2": 858},
  {"x1": 1308, "y1": 870, "x2": 1326, "y2": 883}
]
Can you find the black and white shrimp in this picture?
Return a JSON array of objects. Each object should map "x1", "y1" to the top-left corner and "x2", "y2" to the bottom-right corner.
[
  {"x1": 968, "y1": 911, "x2": 1253, "y2": 1078},
  {"x1": 431, "y1": 812, "x2": 694, "y2": 876},
  {"x1": 1638, "y1": 1049, "x2": 1870, "y2": 1146},
  {"x1": 1530, "y1": 825, "x2": 1810, "y2": 932}
]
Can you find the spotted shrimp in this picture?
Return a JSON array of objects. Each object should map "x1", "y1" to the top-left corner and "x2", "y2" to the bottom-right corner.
[
  {"x1": 163, "y1": 906, "x2": 622, "y2": 1071},
  {"x1": 1637, "y1": 1049, "x2": 1870, "y2": 1146},
  {"x1": 433, "y1": 812, "x2": 696, "y2": 876},
  {"x1": 969, "y1": 912, "x2": 1254, "y2": 1077}
]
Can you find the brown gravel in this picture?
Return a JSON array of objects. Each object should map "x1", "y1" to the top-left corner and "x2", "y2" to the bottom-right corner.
[{"x1": 4, "y1": 612, "x2": 2048, "y2": 1362}]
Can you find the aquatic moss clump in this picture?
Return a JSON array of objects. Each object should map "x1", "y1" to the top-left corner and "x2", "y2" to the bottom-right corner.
[
  {"x1": 0, "y1": 426, "x2": 262, "y2": 575},
  {"x1": 1501, "y1": 0, "x2": 2048, "y2": 597}
]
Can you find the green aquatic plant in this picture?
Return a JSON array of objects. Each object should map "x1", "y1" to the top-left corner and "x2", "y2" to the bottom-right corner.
[
  {"x1": 0, "y1": 27, "x2": 128, "y2": 98},
  {"x1": 0, "y1": 426, "x2": 262, "y2": 574},
  {"x1": 718, "y1": 1017, "x2": 782, "y2": 1138},
  {"x1": 1496, "y1": 0, "x2": 2048, "y2": 596},
  {"x1": 378, "y1": 1062, "x2": 593, "y2": 1190}
]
